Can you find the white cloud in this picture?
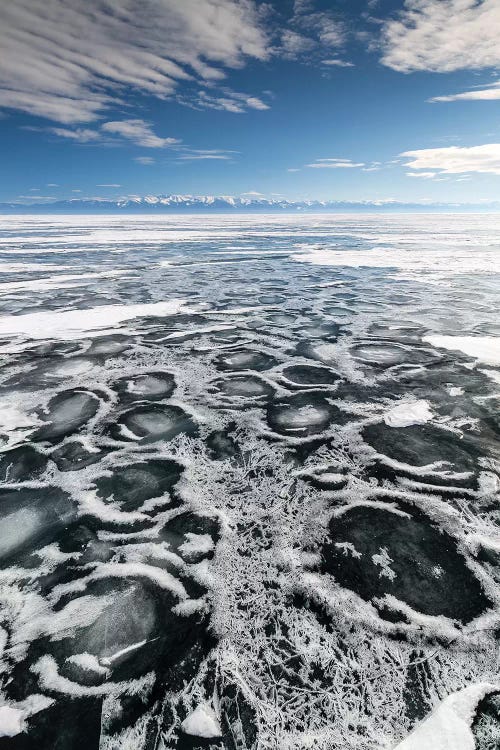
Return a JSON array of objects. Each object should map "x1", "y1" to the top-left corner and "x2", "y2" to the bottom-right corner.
[
  {"x1": 321, "y1": 59, "x2": 354, "y2": 67},
  {"x1": 49, "y1": 119, "x2": 179, "y2": 147},
  {"x1": 195, "y1": 90, "x2": 269, "y2": 113},
  {"x1": 381, "y1": 0, "x2": 500, "y2": 73},
  {"x1": 177, "y1": 149, "x2": 236, "y2": 161},
  {"x1": 281, "y1": 30, "x2": 316, "y2": 57},
  {"x1": 101, "y1": 119, "x2": 179, "y2": 147},
  {"x1": 431, "y1": 82, "x2": 500, "y2": 102},
  {"x1": 0, "y1": 0, "x2": 269, "y2": 123},
  {"x1": 401, "y1": 144, "x2": 500, "y2": 175},
  {"x1": 405, "y1": 171, "x2": 437, "y2": 179},
  {"x1": 298, "y1": 11, "x2": 345, "y2": 48},
  {"x1": 306, "y1": 158, "x2": 365, "y2": 169},
  {"x1": 51, "y1": 127, "x2": 100, "y2": 142},
  {"x1": 293, "y1": 0, "x2": 314, "y2": 13},
  {"x1": 245, "y1": 96, "x2": 270, "y2": 111},
  {"x1": 280, "y1": 5, "x2": 346, "y2": 61},
  {"x1": 134, "y1": 156, "x2": 155, "y2": 165},
  {"x1": 15, "y1": 195, "x2": 57, "y2": 201}
]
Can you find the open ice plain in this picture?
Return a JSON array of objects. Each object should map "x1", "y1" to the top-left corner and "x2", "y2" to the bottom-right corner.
[{"x1": 0, "y1": 213, "x2": 499, "y2": 749}]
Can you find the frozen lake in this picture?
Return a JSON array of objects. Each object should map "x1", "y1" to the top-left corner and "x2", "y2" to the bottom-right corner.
[{"x1": 0, "y1": 213, "x2": 499, "y2": 749}]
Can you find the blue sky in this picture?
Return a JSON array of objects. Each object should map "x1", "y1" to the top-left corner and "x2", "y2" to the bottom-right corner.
[{"x1": 1, "y1": 0, "x2": 500, "y2": 204}]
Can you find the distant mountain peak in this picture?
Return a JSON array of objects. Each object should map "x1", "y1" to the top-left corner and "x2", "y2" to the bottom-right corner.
[{"x1": 1, "y1": 194, "x2": 499, "y2": 214}]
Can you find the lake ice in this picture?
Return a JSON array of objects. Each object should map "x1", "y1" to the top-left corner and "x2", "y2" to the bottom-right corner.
[{"x1": 0, "y1": 213, "x2": 499, "y2": 749}]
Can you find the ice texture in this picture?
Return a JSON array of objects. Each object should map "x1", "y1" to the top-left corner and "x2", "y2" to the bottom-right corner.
[{"x1": 0, "y1": 213, "x2": 498, "y2": 750}]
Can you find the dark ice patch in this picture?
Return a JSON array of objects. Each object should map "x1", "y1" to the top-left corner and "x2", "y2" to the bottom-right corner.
[
  {"x1": 363, "y1": 422, "x2": 479, "y2": 480},
  {"x1": 162, "y1": 511, "x2": 218, "y2": 563},
  {"x1": 281, "y1": 365, "x2": 341, "y2": 387},
  {"x1": 113, "y1": 404, "x2": 197, "y2": 444},
  {"x1": 296, "y1": 322, "x2": 341, "y2": 340},
  {"x1": 215, "y1": 375, "x2": 274, "y2": 399},
  {"x1": 85, "y1": 336, "x2": 129, "y2": 357},
  {"x1": 50, "y1": 440, "x2": 106, "y2": 472},
  {"x1": 114, "y1": 371, "x2": 176, "y2": 403},
  {"x1": 0, "y1": 445, "x2": 48, "y2": 482},
  {"x1": 258, "y1": 294, "x2": 285, "y2": 304},
  {"x1": 350, "y1": 342, "x2": 411, "y2": 367},
  {"x1": 35, "y1": 390, "x2": 100, "y2": 441},
  {"x1": 267, "y1": 393, "x2": 337, "y2": 437},
  {"x1": 322, "y1": 504, "x2": 490, "y2": 622},
  {"x1": 0, "y1": 487, "x2": 76, "y2": 562},
  {"x1": 3, "y1": 696, "x2": 103, "y2": 750},
  {"x1": 95, "y1": 459, "x2": 183, "y2": 511},
  {"x1": 206, "y1": 428, "x2": 240, "y2": 461},
  {"x1": 215, "y1": 349, "x2": 277, "y2": 372}
]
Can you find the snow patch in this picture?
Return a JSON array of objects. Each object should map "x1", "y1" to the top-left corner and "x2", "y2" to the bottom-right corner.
[
  {"x1": 179, "y1": 533, "x2": 215, "y2": 559},
  {"x1": 0, "y1": 300, "x2": 190, "y2": 341},
  {"x1": 423, "y1": 336, "x2": 500, "y2": 366},
  {"x1": 291, "y1": 244, "x2": 500, "y2": 281},
  {"x1": 181, "y1": 703, "x2": 222, "y2": 738},
  {"x1": 0, "y1": 270, "x2": 130, "y2": 294},
  {"x1": 384, "y1": 400, "x2": 433, "y2": 427},
  {"x1": 0, "y1": 706, "x2": 24, "y2": 737},
  {"x1": 67, "y1": 653, "x2": 109, "y2": 676},
  {"x1": 394, "y1": 682, "x2": 499, "y2": 750}
]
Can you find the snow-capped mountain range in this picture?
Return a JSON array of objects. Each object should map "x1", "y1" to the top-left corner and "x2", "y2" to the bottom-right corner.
[{"x1": 1, "y1": 194, "x2": 499, "y2": 213}]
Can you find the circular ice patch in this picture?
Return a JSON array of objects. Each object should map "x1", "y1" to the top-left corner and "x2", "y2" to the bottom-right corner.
[
  {"x1": 267, "y1": 393, "x2": 334, "y2": 436},
  {"x1": 36, "y1": 390, "x2": 100, "y2": 441},
  {"x1": 350, "y1": 342, "x2": 409, "y2": 367},
  {"x1": 115, "y1": 372, "x2": 176, "y2": 402},
  {"x1": 0, "y1": 445, "x2": 48, "y2": 482},
  {"x1": 96, "y1": 459, "x2": 183, "y2": 511},
  {"x1": 322, "y1": 504, "x2": 490, "y2": 622},
  {"x1": 216, "y1": 375, "x2": 274, "y2": 399},
  {"x1": 115, "y1": 404, "x2": 197, "y2": 443},
  {"x1": 281, "y1": 365, "x2": 341, "y2": 387},
  {"x1": 216, "y1": 349, "x2": 277, "y2": 372}
]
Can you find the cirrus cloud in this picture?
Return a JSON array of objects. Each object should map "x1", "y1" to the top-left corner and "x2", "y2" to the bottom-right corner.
[
  {"x1": 0, "y1": 0, "x2": 269, "y2": 123},
  {"x1": 134, "y1": 156, "x2": 156, "y2": 165},
  {"x1": 405, "y1": 171, "x2": 437, "y2": 179},
  {"x1": 381, "y1": 0, "x2": 500, "y2": 73},
  {"x1": 306, "y1": 158, "x2": 365, "y2": 169},
  {"x1": 50, "y1": 127, "x2": 100, "y2": 143},
  {"x1": 321, "y1": 59, "x2": 354, "y2": 68},
  {"x1": 101, "y1": 119, "x2": 180, "y2": 147},
  {"x1": 47, "y1": 118, "x2": 180, "y2": 148}
]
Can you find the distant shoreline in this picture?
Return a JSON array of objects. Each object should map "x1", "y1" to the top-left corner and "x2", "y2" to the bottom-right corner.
[{"x1": 2, "y1": 206, "x2": 500, "y2": 216}]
